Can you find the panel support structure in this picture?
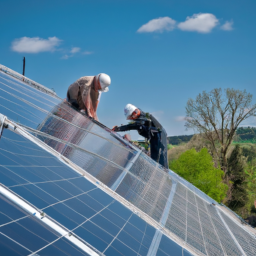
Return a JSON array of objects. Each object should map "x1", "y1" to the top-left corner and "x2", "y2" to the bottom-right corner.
[
  {"x1": 147, "y1": 180, "x2": 178, "y2": 256},
  {"x1": 0, "y1": 184, "x2": 99, "y2": 256},
  {"x1": 0, "y1": 113, "x2": 6, "y2": 138},
  {"x1": 217, "y1": 208, "x2": 246, "y2": 256},
  {"x1": 0, "y1": 65, "x2": 57, "y2": 97}
]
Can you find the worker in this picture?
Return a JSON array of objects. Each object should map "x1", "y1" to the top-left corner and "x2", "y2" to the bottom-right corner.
[
  {"x1": 66, "y1": 73, "x2": 111, "y2": 121},
  {"x1": 112, "y1": 104, "x2": 168, "y2": 169}
]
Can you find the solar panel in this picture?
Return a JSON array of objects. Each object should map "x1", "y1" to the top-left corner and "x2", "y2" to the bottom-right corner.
[{"x1": 1, "y1": 64, "x2": 256, "y2": 256}]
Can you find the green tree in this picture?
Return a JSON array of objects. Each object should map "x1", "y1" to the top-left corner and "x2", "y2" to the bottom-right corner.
[
  {"x1": 185, "y1": 88, "x2": 256, "y2": 172},
  {"x1": 242, "y1": 145, "x2": 256, "y2": 163},
  {"x1": 170, "y1": 148, "x2": 228, "y2": 202},
  {"x1": 244, "y1": 164, "x2": 256, "y2": 216},
  {"x1": 226, "y1": 145, "x2": 248, "y2": 211}
]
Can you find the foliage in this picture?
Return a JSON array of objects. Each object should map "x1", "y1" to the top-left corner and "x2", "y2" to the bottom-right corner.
[
  {"x1": 185, "y1": 88, "x2": 256, "y2": 172},
  {"x1": 234, "y1": 127, "x2": 256, "y2": 143},
  {"x1": 242, "y1": 145, "x2": 256, "y2": 162},
  {"x1": 170, "y1": 148, "x2": 228, "y2": 202},
  {"x1": 167, "y1": 135, "x2": 193, "y2": 145},
  {"x1": 226, "y1": 145, "x2": 249, "y2": 211},
  {"x1": 167, "y1": 144, "x2": 175, "y2": 150}
]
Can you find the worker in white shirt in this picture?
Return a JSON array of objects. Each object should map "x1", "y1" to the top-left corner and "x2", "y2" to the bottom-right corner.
[{"x1": 66, "y1": 73, "x2": 111, "y2": 121}]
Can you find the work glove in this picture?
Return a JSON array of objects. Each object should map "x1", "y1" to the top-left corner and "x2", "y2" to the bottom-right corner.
[{"x1": 112, "y1": 125, "x2": 118, "y2": 131}]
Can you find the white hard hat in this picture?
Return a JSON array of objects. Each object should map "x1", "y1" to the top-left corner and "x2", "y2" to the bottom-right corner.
[
  {"x1": 97, "y1": 73, "x2": 111, "y2": 92},
  {"x1": 124, "y1": 104, "x2": 137, "y2": 119}
]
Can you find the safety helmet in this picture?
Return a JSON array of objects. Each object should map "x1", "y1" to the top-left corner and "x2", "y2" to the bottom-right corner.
[
  {"x1": 96, "y1": 73, "x2": 111, "y2": 92},
  {"x1": 124, "y1": 104, "x2": 140, "y2": 120}
]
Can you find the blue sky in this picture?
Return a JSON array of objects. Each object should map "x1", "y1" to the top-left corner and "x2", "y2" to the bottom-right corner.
[{"x1": 1, "y1": 0, "x2": 256, "y2": 138}]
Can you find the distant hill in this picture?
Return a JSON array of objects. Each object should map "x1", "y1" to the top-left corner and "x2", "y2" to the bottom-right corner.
[
  {"x1": 167, "y1": 135, "x2": 193, "y2": 145},
  {"x1": 234, "y1": 127, "x2": 256, "y2": 143},
  {"x1": 168, "y1": 127, "x2": 256, "y2": 145}
]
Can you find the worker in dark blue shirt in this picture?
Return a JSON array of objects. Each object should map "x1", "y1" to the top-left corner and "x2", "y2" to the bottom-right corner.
[{"x1": 112, "y1": 104, "x2": 168, "y2": 169}]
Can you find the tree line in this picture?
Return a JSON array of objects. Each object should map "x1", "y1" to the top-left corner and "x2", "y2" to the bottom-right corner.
[
  {"x1": 168, "y1": 127, "x2": 256, "y2": 145},
  {"x1": 169, "y1": 88, "x2": 256, "y2": 226}
]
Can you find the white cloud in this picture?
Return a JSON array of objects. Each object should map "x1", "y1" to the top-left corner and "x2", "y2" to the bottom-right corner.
[
  {"x1": 175, "y1": 116, "x2": 187, "y2": 122},
  {"x1": 61, "y1": 54, "x2": 70, "y2": 60},
  {"x1": 221, "y1": 20, "x2": 234, "y2": 31},
  {"x1": 137, "y1": 17, "x2": 176, "y2": 33},
  {"x1": 62, "y1": 49, "x2": 93, "y2": 59},
  {"x1": 83, "y1": 51, "x2": 93, "y2": 55},
  {"x1": 175, "y1": 116, "x2": 193, "y2": 122},
  {"x1": 11, "y1": 37, "x2": 61, "y2": 53},
  {"x1": 178, "y1": 13, "x2": 219, "y2": 33},
  {"x1": 70, "y1": 47, "x2": 80, "y2": 54}
]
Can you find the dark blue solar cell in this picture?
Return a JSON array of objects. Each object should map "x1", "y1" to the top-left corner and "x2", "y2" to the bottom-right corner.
[
  {"x1": 31, "y1": 155, "x2": 67, "y2": 167},
  {"x1": 0, "y1": 233, "x2": 30, "y2": 256},
  {"x1": 0, "y1": 151, "x2": 22, "y2": 165},
  {"x1": 68, "y1": 176, "x2": 95, "y2": 191},
  {"x1": 129, "y1": 214, "x2": 147, "y2": 232},
  {"x1": 104, "y1": 246, "x2": 124, "y2": 256},
  {"x1": 75, "y1": 224, "x2": 109, "y2": 252},
  {"x1": 90, "y1": 214, "x2": 120, "y2": 237},
  {"x1": 44, "y1": 203, "x2": 86, "y2": 230},
  {"x1": 0, "y1": 150, "x2": 43, "y2": 166},
  {"x1": 122, "y1": 222, "x2": 144, "y2": 243},
  {"x1": 0, "y1": 220, "x2": 58, "y2": 252},
  {"x1": 30, "y1": 166, "x2": 66, "y2": 180},
  {"x1": 139, "y1": 229, "x2": 155, "y2": 253},
  {"x1": 100, "y1": 207, "x2": 127, "y2": 228},
  {"x1": 19, "y1": 215, "x2": 59, "y2": 239},
  {"x1": 0, "y1": 166, "x2": 28, "y2": 186},
  {"x1": 83, "y1": 221, "x2": 113, "y2": 244},
  {"x1": 64, "y1": 197, "x2": 97, "y2": 219},
  {"x1": 76, "y1": 193, "x2": 105, "y2": 213},
  {"x1": 6, "y1": 166, "x2": 46, "y2": 183},
  {"x1": 87, "y1": 188, "x2": 113, "y2": 206},
  {"x1": 109, "y1": 239, "x2": 138, "y2": 256},
  {"x1": 47, "y1": 165, "x2": 81, "y2": 179},
  {"x1": 0, "y1": 195, "x2": 27, "y2": 223},
  {"x1": 54, "y1": 179, "x2": 84, "y2": 196},
  {"x1": 0, "y1": 73, "x2": 58, "y2": 114},
  {"x1": 138, "y1": 245, "x2": 150, "y2": 256},
  {"x1": 12, "y1": 184, "x2": 58, "y2": 209},
  {"x1": 38, "y1": 237, "x2": 91, "y2": 256},
  {"x1": 117, "y1": 227, "x2": 141, "y2": 252},
  {"x1": 1, "y1": 136, "x2": 45, "y2": 156},
  {"x1": 107, "y1": 200, "x2": 132, "y2": 221},
  {"x1": 37, "y1": 182, "x2": 73, "y2": 201},
  {"x1": 157, "y1": 234, "x2": 183, "y2": 256},
  {"x1": 0, "y1": 199, "x2": 60, "y2": 252}
]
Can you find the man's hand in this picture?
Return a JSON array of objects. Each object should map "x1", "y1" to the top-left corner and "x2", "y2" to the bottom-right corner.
[
  {"x1": 63, "y1": 98, "x2": 71, "y2": 105},
  {"x1": 112, "y1": 125, "x2": 118, "y2": 131}
]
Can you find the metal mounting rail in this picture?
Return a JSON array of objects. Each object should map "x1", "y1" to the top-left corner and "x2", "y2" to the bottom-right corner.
[
  {"x1": 0, "y1": 64, "x2": 57, "y2": 97},
  {"x1": 0, "y1": 184, "x2": 99, "y2": 256},
  {"x1": 0, "y1": 113, "x2": 7, "y2": 138}
]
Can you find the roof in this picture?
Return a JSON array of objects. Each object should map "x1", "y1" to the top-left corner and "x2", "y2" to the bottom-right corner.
[{"x1": 0, "y1": 65, "x2": 256, "y2": 256}]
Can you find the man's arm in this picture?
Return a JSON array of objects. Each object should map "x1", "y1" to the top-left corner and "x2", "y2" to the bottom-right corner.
[{"x1": 113, "y1": 123, "x2": 142, "y2": 132}]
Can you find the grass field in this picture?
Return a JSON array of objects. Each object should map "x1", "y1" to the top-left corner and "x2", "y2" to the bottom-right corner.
[{"x1": 233, "y1": 139, "x2": 256, "y2": 144}]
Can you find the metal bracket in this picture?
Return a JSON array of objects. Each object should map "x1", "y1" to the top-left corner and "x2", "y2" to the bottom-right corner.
[{"x1": 0, "y1": 113, "x2": 7, "y2": 139}]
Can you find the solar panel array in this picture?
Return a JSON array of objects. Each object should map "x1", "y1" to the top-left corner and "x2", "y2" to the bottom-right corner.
[{"x1": 0, "y1": 65, "x2": 256, "y2": 256}]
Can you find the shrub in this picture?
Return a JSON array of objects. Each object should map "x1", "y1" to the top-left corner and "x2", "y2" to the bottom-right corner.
[{"x1": 170, "y1": 148, "x2": 228, "y2": 202}]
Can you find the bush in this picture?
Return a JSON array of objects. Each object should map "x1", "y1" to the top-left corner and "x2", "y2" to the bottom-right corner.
[{"x1": 170, "y1": 148, "x2": 228, "y2": 202}]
